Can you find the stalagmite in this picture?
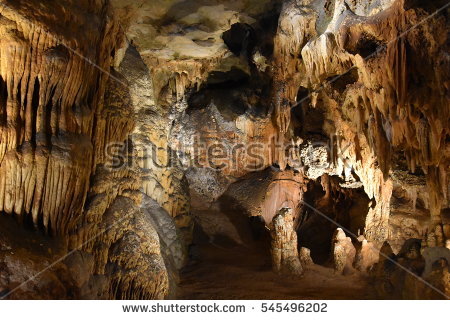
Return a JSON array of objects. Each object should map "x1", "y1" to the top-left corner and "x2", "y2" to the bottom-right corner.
[
  {"x1": 270, "y1": 207, "x2": 303, "y2": 276},
  {"x1": 299, "y1": 247, "x2": 314, "y2": 267},
  {"x1": 355, "y1": 239, "x2": 379, "y2": 272},
  {"x1": 332, "y1": 228, "x2": 356, "y2": 274}
]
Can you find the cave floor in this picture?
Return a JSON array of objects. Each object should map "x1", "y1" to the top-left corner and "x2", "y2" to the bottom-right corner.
[{"x1": 177, "y1": 241, "x2": 377, "y2": 300}]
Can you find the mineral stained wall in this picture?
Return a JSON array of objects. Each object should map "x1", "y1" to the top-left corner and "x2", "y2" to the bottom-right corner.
[{"x1": 0, "y1": 0, "x2": 448, "y2": 299}]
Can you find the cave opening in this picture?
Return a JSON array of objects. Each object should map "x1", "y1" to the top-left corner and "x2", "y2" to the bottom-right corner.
[
  {"x1": 253, "y1": 1, "x2": 282, "y2": 58},
  {"x1": 222, "y1": 3, "x2": 281, "y2": 67},
  {"x1": 203, "y1": 68, "x2": 250, "y2": 90},
  {"x1": 186, "y1": 68, "x2": 251, "y2": 120},
  {"x1": 183, "y1": 189, "x2": 275, "y2": 299},
  {"x1": 189, "y1": 190, "x2": 272, "y2": 252},
  {"x1": 292, "y1": 86, "x2": 327, "y2": 138},
  {"x1": 186, "y1": 64, "x2": 272, "y2": 120},
  {"x1": 222, "y1": 23, "x2": 256, "y2": 58}
]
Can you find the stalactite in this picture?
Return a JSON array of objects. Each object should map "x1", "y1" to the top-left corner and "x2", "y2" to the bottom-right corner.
[{"x1": 0, "y1": 1, "x2": 120, "y2": 234}]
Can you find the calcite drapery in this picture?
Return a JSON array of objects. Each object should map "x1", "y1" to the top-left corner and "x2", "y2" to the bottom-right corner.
[
  {"x1": 0, "y1": 0, "x2": 183, "y2": 299},
  {"x1": 0, "y1": 0, "x2": 119, "y2": 234},
  {"x1": 272, "y1": 0, "x2": 450, "y2": 250}
]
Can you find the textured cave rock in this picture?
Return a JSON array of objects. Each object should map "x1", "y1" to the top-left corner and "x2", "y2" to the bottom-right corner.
[
  {"x1": 299, "y1": 247, "x2": 314, "y2": 267},
  {"x1": 371, "y1": 239, "x2": 450, "y2": 299},
  {"x1": 271, "y1": 207, "x2": 304, "y2": 276},
  {"x1": 0, "y1": 0, "x2": 449, "y2": 300},
  {"x1": 332, "y1": 228, "x2": 356, "y2": 274}
]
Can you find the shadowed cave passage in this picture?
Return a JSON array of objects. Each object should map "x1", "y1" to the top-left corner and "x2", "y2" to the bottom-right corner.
[
  {"x1": 297, "y1": 175, "x2": 371, "y2": 265},
  {"x1": 222, "y1": 23, "x2": 257, "y2": 58},
  {"x1": 177, "y1": 173, "x2": 374, "y2": 299},
  {"x1": 177, "y1": 206, "x2": 375, "y2": 299},
  {"x1": 178, "y1": 241, "x2": 376, "y2": 300}
]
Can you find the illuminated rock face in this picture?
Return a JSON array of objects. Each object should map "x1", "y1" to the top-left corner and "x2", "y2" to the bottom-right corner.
[
  {"x1": 332, "y1": 228, "x2": 356, "y2": 274},
  {"x1": 0, "y1": 0, "x2": 176, "y2": 299},
  {"x1": 271, "y1": 207, "x2": 304, "y2": 276},
  {"x1": 0, "y1": 0, "x2": 449, "y2": 299},
  {"x1": 0, "y1": 0, "x2": 117, "y2": 234},
  {"x1": 273, "y1": 0, "x2": 450, "y2": 248}
]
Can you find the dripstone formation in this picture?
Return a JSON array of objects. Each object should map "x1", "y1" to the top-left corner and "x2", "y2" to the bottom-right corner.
[{"x1": 0, "y1": 0, "x2": 449, "y2": 299}]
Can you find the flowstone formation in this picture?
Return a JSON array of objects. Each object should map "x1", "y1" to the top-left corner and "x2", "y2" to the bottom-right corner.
[
  {"x1": 0, "y1": 0, "x2": 182, "y2": 299},
  {"x1": 0, "y1": 0, "x2": 449, "y2": 300}
]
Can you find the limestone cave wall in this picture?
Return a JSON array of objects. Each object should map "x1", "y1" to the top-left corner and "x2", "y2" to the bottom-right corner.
[{"x1": 0, "y1": 0, "x2": 449, "y2": 299}]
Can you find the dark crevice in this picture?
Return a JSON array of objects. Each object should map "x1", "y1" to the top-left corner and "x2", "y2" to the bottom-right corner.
[
  {"x1": 222, "y1": 23, "x2": 256, "y2": 58},
  {"x1": 44, "y1": 86, "x2": 57, "y2": 147},
  {"x1": 0, "y1": 75, "x2": 7, "y2": 126},
  {"x1": 404, "y1": 0, "x2": 450, "y2": 11},
  {"x1": 292, "y1": 87, "x2": 326, "y2": 138},
  {"x1": 31, "y1": 78, "x2": 40, "y2": 145},
  {"x1": 255, "y1": 2, "x2": 282, "y2": 57},
  {"x1": 297, "y1": 178, "x2": 331, "y2": 265},
  {"x1": 327, "y1": 68, "x2": 359, "y2": 94},
  {"x1": 187, "y1": 67, "x2": 271, "y2": 120},
  {"x1": 345, "y1": 33, "x2": 386, "y2": 58},
  {"x1": 297, "y1": 175, "x2": 370, "y2": 265},
  {"x1": 203, "y1": 68, "x2": 250, "y2": 90}
]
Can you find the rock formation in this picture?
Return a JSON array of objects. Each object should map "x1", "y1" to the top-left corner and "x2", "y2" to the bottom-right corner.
[
  {"x1": 271, "y1": 207, "x2": 304, "y2": 275},
  {"x1": 371, "y1": 239, "x2": 450, "y2": 299},
  {"x1": 0, "y1": 0, "x2": 449, "y2": 300},
  {"x1": 332, "y1": 228, "x2": 356, "y2": 274},
  {"x1": 299, "y1": 247, "x2": 314, "y2": 267}
]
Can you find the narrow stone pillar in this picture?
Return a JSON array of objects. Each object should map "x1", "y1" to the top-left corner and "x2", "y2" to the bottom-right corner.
[
  {"x1": 270, "y1": 207, "x2": 303, "y2": 275},
  {"x1": 332, "y1": 228, "x2": 356, "y2": 274},
  {"x1": 355, "y1": 239, "x2": 379, "y2": 272},
  {"x1": 299, "y1": 247, "x2": 314, "y2": 267}
]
